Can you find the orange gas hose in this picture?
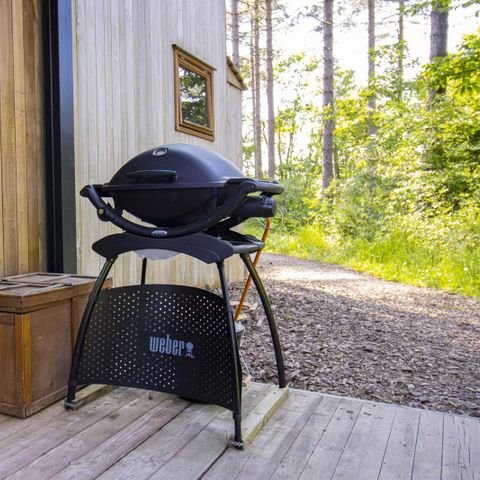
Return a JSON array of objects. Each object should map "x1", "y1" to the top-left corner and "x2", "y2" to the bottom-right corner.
[{"x1": 234, "y1": 217, "x2": 271, "y2": 321}]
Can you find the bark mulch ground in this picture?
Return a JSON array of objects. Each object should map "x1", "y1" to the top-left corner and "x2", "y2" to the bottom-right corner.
[{"x1": 230, "y1": 253, "x2": 480, "y2": 417}]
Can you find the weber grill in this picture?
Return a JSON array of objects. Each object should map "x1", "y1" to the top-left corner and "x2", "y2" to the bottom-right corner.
[
  {"x1": 66, "y1": 144, "x2": 287, "y2": 449},
  {"x1": 81, "y1": 143, "x2": 281, "y2": 237}
]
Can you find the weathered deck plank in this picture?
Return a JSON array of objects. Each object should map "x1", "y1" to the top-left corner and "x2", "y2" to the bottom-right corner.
[
  {"x1": 377, "y1": 406, "x2": 420, "y2": 480},
  {"x1": 6, "y1": 391, "x2": 169, "y2": 480},
  {"x1": 146, "y1": 383, "x2": 272, "y2": 480},
  {"x1": 271, "y1": 394, "x2": 341, "y2": 480},
  {"x1": 203, "y1": 391, "x2": 319, "y2": 480},
  {"x1": 442, "y1": 414, "x2": 480, "y2": 480},
  {"x1": 330, "y1": 401, "x2": 396, "y2": 480},
  {"x1": 0, "y1": 386, "x2": 126, "y2": 442},
  {"x1": 52, "y1": 396, "x2": 190, "y2": 480},
  {"x1": 0, "y1": 388, "x2": 142, "y2": 477},
  {"x1": 97, "y1": 402, "x2": 222, "y2": 480},
  {"x1": 296, "y1": 397, "x2": 364, "y2": 480},
  {"x1": 411, "y1": 410, "x2": 444, "y2": 480},
  {"x1": 98, "y1": 383, "x2": 269, "y2": 480},
  {"x1": 0, "y1": 383, "x2": 479, "y2": 480}
]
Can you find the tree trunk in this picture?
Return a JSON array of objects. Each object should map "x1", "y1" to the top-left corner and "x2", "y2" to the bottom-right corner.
[
  {"x1": 231, "y1": 0, "x2": 240, "y2": 69},
  {"x1": 398, "y1": 0, "x2": 404, "y2": 81},
  {"x1": 266, "y1": 0, "x2": 275, "y2": 179},
  {"x1": 250, "y1": 13, "x2": 257, "y2": 176},
  {"x1": 322, "y1": 0, "x2": 334, "y2": 190},
  {"x1": 428, "y1": 1, "x2": 449, "y2": 103},
  {"x1": 253, "y1": 0, "x2": 262, "y2": 179},
  {"x1": 367, "y1": 0, "x2": 376, "y2": 136}
]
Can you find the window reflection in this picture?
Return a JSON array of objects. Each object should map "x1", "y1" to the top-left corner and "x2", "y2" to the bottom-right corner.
[{"x1": 179, "y1": 66, "x2": 209, "y2": 127}]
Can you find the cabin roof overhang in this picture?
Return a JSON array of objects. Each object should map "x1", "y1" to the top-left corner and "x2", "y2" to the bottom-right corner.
[{"x1": 227, "y1": 57, "x2": 247, "y2": 91}]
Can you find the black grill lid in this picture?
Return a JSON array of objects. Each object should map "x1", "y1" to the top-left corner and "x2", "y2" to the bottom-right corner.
[
  {"x1": 104, "y1": 144, "x2": 246, "y2": 191},
  {"x1": 80, "y1": 143, "x2": 283, "y2": 239}
]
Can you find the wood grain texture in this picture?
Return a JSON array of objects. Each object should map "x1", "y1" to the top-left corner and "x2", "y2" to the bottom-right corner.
[
  {"x1": 8, "y1": 391, "x2": 169, "y2": 480},
  {"x1": 0, "y1": 388, "x2": 142, "y2": 477},
  {"x1": 1, "y1": 385, "x2": 480, "y2": 479},
  {"x1": 297, "y1": 397, "x2": 363, "y2": 480},
  {"x1": 0, "y1": 0, "x2": 45, "y2": 277},
  {"x1": 271, "y1": 394, "x2": 341, "y2": 480},
  {"x1": 98, "y1": 382, "x2": 269, "y2": 480},
  {"x1": 0, "y1": 388, "x2": 125, "y2": 443},
  {"x1": 98, "y1": 402, "x2": 223, "y2": 480},
  {"x1": 0, "y1": 320, "x2": 17, "y2": 406},
  {"x1": 411, "y1": 410, "x2": 444, "y2": 480},
  {"x1": 377, "y1": 406, "x2": 420, "y2": 480},
  {"x1": 30, "y1": 302, "x2": 72, "y2": 402},
  {"x1": 203, "y1": 391, "x2": 319, "y2": 480},
  {"x1": 0, "y1": 279, "x2": 109, "y2": 417},
  {"x1": 146, "y1": 383, "x2": 272, "y2": 480},
  {"x1": 441, "y1": 414, "x2": 480, "y2": 480},
  {"x1": 330, "y1": 401, "x2": 396, "y2": 480},
  {"x1": 240, "y1": 386, "x2": 289, "y2": 447},
  {"x1": 53, "y1": 396, "x2": 191, "y2": 480},
  {"x1": 66, "y1": 384, "x2": 116, "y2": 411},
  {"x1": 73, "y1": 0, "x2": 244, "y2": 287}
]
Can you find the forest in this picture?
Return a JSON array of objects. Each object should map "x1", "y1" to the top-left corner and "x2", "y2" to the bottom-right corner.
[{"x1": 228, "y1": 0, "x2": 480, "y2": 297}]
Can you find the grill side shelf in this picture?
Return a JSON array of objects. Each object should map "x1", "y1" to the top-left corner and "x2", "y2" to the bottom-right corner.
[{"x1": 92, "y1": 233, "x2": 235, "y2": 263}]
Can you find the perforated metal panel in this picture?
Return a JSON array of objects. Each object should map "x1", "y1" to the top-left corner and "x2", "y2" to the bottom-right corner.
[{"x1": 77, "y1": 285, "x2": 235, "y2": 410}]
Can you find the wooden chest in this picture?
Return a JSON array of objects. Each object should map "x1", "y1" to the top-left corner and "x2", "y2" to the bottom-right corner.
[{"x1": 0, "y1": 273, "x2": 112, "y2": 417}]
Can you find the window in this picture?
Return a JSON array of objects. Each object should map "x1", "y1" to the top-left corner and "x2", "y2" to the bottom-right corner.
[{"x1": 173, "y1": 45, "x2": 214, "y2": 141}]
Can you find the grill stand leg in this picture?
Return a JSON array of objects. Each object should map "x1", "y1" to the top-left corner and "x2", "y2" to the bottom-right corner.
[
  {"x1": 240, "y1": 253, "x2": 287, "y2": 389},
  {"x1": 217, "y1": 260, "x2": 243, "y2": 449},
  {"x1": 141, "y1": 258, "x2": 147, "y2": 285},
  {"x1": 65, "y1": 257, "x2": 117, "y2": 409}
]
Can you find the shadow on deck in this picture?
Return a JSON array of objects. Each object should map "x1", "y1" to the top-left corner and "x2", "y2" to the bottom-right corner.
[{"x1": 0, "y1": 382, "x2": 478, "y2": 479}]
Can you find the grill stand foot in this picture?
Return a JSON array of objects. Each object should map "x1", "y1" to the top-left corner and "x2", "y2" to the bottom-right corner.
[{"x1": 228, "y1": 414, "x2": 244, "y2": 449}]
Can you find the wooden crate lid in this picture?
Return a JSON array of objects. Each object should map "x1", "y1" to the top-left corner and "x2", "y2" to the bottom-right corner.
[
  {"x1": 0, "y1": 283, "x2": 73, "y2": 313},
  {"x1": 3, "y1": 273, "x2": 112, "y2": 296},
  {"x1": 56, "y1": 275, "x2": 113, "y2": 295},
  {"x1": 3, "y1": 273, "x2": 70, "y2": 284}
]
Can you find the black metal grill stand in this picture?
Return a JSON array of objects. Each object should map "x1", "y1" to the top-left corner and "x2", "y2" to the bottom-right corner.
[{"x1": 65, "y1": 232, "x2": 286, "y2": 449}]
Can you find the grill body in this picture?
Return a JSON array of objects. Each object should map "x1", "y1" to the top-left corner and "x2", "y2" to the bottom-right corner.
[{"x1": 81, "y1": 143, "x2": 283, "y2": 238}]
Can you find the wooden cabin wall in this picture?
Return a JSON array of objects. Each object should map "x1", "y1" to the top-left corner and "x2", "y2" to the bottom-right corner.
[
  {"x1": 73, "y1": 0, "x2": 245, "y2": 287},
  {"x1": 0, "y1": 0, "x2": 45, "y2": 277}
]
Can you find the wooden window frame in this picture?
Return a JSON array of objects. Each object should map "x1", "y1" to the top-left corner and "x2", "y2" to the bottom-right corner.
[{"x1": 173, "y1": 45, "x2": 215, "y2": 141}]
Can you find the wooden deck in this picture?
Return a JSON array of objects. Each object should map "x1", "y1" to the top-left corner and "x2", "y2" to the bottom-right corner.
[{"x1": 0, "y1": 383, "x2": 479, "y2": 480}]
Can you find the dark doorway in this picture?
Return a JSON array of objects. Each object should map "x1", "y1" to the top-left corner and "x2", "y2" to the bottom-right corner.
[{"x1": 42, "y1": 0, "x2": 77, "y2": 273}]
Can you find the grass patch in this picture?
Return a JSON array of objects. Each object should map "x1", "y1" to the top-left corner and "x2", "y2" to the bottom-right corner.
[{"x1": 246, "y1": 222, "x2": 480, "y2": 298}]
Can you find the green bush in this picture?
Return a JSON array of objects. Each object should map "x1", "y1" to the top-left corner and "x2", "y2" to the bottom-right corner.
[{"x1": 247, "y1": 32, "x2": 480, "y2": 298}]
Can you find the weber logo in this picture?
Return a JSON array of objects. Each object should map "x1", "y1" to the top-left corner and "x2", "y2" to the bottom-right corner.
[
  {"x1": 149, "y1": 334, "x2": 194, "y2": 359},
  {"x1": 151, "y1": 230, "x2": 168, "y2": 237}
]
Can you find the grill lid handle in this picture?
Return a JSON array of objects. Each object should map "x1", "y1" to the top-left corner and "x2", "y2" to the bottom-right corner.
[
  {"x1": 125, "y1": 170, "x2": 177, "y2": 182},
  {"x1": 251, "y1": 181, "x2": 284, "y2": 195},
  {"x1": 80, "y1": 182, "x2": 257, "y2": 239}
]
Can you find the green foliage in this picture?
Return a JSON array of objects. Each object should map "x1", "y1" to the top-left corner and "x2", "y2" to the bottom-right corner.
[{"x1": 262, "y1": 30, "x2": 480, "y2": 298}]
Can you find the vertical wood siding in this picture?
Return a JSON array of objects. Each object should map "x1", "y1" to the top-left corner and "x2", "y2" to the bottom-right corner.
[
  {"x1": 73, "y1": 0, "x2": 244, "y2": 287},
  {"x1": 0, "y1": 0, "x2": 45, "y2": 277}
]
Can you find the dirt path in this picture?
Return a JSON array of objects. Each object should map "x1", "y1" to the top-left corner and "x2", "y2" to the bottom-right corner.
[{"x1": 231, "y1": 253, "x2": 480, "y2": 417}]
